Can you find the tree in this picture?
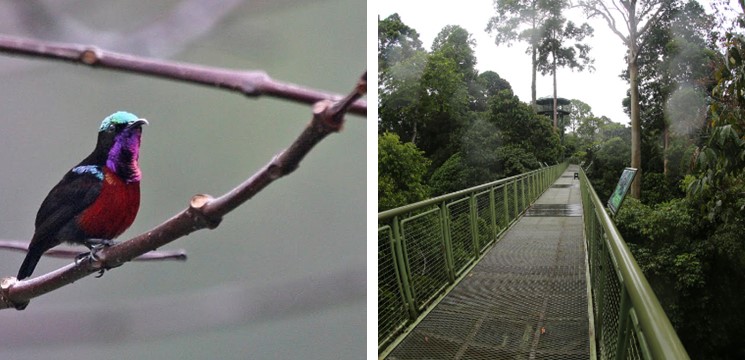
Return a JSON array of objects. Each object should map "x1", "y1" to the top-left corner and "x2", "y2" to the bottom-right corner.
[
  {"x1": 567, "y1": 99, "x2": 594, "y2": 134},
  {"x1": 489, "y1": 89, "x2": 562, "y2": 163},
  {"x1": 625, "y1": 1, "x2": 716, "y2": 177},
  {"x1": 378, "y1": 51, "x2": 428, "y2": 141},
  {"x1": 431, "y1": 25, "x2": 485, "y2": 113},
  {"x1": 577, "y1": 0, "x2": 676, "y2": 199},
  {"x1": 688, "y1": 12, "x2": 745, "y2": 224},
  {"x1": 378, "y1": 14, "x2": 428, "y2": 142},
  {"x1": 486, "y1": 0, "x2": 557, "y2": 105},
  {"x1": 416, "y1": 51, "x2": 470, "y2": 167},
  {"x1": 471, "y1": 70, "x2": 512, "y2": 112},
  {"x1": 588, "y1": 136, "x2": 631, "y2": 199},
  {"x1": 378, "y1": 132, "x2": 431, "y2": 211},
  {"x1": 536, "y1": 14, "x2": 594, "y2": 131},
  {"x1": 378, "y1": 13, "x2": 424, "y2": 80},
  {"x1": 431, "y1": 25, "x2": 478, "y2": 84},
  {"x1": 478, "y1": 70, "x2": 512, "y2": 97},
  {"x1": 429, "y1": 152, "x2": 471, "y2": 196},
  {"x1": 379, "y1": 23, "x2": 477, "y2": 169}
]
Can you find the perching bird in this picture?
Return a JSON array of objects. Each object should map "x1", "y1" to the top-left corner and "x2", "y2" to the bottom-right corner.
[{"x1": 17, "y1": 111, "x2": 148, "y2": 280}]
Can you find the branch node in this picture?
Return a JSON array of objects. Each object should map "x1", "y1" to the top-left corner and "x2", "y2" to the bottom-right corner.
[
  {"x1": 190, "y1": 194, "x2": 212, "y2": 208},
  {"x1": 1, "y1": 277, "x2": 27, "y2": 310},
  {"x1": 80, "y1": 47, "x2": 102, "y2": 65},
  {"x1": 356, "y1": 71, "x2": 367, "y2": 96},
  {"x1": 313, "y1": 100, "x2": 342, "y2": 132},
  {"x1": 190, "y1": 194, "x2": 222, "y2": 229},
  {"x1": 267, "y1": 154, "x2": 286, "y2": 179},
  {"x1": 240, "y1": 71, "x2": 270, "y2": 96}
]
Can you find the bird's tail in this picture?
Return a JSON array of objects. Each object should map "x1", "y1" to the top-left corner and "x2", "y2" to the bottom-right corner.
[{"x1": 17, "y1": 249, "x2": 44, "y2": 280}]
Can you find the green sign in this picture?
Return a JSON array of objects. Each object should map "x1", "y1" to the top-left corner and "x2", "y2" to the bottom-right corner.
[{"x1": 608, "y1": 168, "x2": 637, "y2": 216}]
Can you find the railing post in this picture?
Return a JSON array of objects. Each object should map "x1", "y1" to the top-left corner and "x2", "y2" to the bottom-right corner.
[
  {"x1": 489, "y1": 188, "x2": 498, "y2": 242},
  {"x1": 614, "y1": 288, "x2": 632, "y2": 360},
  {"x1": 521, "y1": 177, "x2": 527, "y2": 212},
  {"x1": 530, "y1": 173, "x2": 535, "y2": 200},
  {"x1": 440, "y1": 201, "x2": 456, "y2": 283},
  {"x1": 542, "y1": 168, "x2": 547, "y2": 191},
  {"x1": 469, "y1": 193, "x2": 480, "y2": 257},
  {"x1": 503, "y1": 184, "x2": 510, "y2": 226},
  {"x1": 595, "y1": 227, "x2": 607, "y2": 353},
  {"x1": 391, "y1": 216, "x2": 417, "y2": 320},
  {"x1": 513, "y1": 179, "x2": 519, "y2": 218}
]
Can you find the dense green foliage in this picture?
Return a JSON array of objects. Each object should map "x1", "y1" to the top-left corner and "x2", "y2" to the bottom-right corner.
[
  {"x1": 621, "y1": 1, "x2": 717, "y2": 185},
  {"x1": 378, "y1": 132, "x2": 430, "y2": 211},
  {"x1": 379, "y1": 14, "x2": 563, "y2": 203},
  {"x1": 607, "y1": 3, "x2": 745, "y2": 357}
]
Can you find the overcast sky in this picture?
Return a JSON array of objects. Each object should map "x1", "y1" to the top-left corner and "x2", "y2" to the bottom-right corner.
[{"x1": 377, "y1": 1, "x2": 723, "y2": 126}]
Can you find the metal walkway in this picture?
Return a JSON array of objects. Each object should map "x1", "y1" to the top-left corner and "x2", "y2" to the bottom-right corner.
[{"x1": 386, "y1": 165, "x2": 590, "y2": 359}]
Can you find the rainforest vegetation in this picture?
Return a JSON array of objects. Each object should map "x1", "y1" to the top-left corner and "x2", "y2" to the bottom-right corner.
[{"x1": 379, "y1": 1, "x2": 745, "y2": 357}]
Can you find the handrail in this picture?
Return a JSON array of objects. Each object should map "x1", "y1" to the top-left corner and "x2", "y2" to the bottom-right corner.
[
  {"x1": 580, "y1": 168, "x2": 689, "y2": 359},
  {"x1": 378, "y1": 163, "x2": 567, "y2": 354},
  {"x1": 379, "y1": 168, "x2": 541, "y2": 220}
]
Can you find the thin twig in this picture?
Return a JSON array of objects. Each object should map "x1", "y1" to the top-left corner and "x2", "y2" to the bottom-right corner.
[
  {"x1": 0, "y1": 34, "x2": 366, "y2": 116},
  {"x1": 0, "y1": 240, "x2": 186, "y2": 261},
  {"x1": 0, "y1": 71, "x2": 366, "y2": 310}
]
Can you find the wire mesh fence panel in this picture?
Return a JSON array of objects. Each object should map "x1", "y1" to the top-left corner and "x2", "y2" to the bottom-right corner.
[
  {"x1": 600, "y1": 242, "x2": 622, "y2": 359},
  {"x1": 378, "y1": 225, "x2": 409, "y2": 348},
  {"x1": 447, "y1": 198, "x2": 475, "y2": 276},
  {"x1": 589, "y1": 213, "x2": 605, "y2": 358},
  {"x1": 516, "y1": 179, "x2": 525, "y2": 214},
  {"x1": 475, "y1": 190, "x2": 495, "y2": 252},
  {"x1": 494, "y1": 185, "x2": 508, "y2": 232},
  {"x1": 401, "y1": 208, "x2": 450, "y2": 311},
  {"x1": 506, "y1": 182, "x2": 518, "y2": 221},
  {"x1": 627, "y1": 326, "x2": 644, "y2": 360}
]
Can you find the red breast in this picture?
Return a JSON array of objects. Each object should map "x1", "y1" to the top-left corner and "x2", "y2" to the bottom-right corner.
[{"x1": 77, "y1": 167, "x2": 140, "y2": 239}]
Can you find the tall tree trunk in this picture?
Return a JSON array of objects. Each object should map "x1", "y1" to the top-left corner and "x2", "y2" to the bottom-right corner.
[
  {"x1": 531, "y1": 48, "x2": 537, "y2": 106},
  {"x1": 531, "y1": 7, "x2": 537, "y2": 106},
  {"x1": 663, "y1": 122, "x2": 669, "y2": 177},
  {"x1": 629, "y1": 56, "x2": 642, "y2": 199},
  {"x1": 552, "y1": 54, "x2": 558, "y2": 132},
  {"x1": 628, "y1": 2, "x2": 642, "y2": 200}
]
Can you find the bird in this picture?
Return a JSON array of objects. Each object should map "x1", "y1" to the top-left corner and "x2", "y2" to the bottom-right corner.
[{"x1": 17, "y1": 111, "x2": 148, "y2": 280}]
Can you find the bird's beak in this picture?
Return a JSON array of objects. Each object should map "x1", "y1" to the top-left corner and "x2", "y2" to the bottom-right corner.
[{"x1": 127, "y1": 119, "x2": 149, "y2": 129}]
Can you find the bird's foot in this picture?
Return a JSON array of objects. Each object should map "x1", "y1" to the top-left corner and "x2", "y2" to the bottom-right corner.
[
  {"x1": 84, "y1": 238, "x2": 115, "y2": 250},
  {"x1": 77, "y1": 239, "x2": 115, "y2": 277}
]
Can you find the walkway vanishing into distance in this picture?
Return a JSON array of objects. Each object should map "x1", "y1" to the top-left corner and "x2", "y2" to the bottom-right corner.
[{"x1": 385, "y1": 165, "x2": 590, "y2": 359}]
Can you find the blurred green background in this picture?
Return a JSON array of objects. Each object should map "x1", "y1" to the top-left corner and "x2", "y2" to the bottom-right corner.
[{"x1": 0, "y1": 0, "x2": 365, "y2": 359}]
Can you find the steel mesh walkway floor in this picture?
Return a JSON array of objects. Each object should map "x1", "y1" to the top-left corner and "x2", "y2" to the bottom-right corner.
[{"x1": 386, "y1": 166, "x2": 589, "y2": 360}]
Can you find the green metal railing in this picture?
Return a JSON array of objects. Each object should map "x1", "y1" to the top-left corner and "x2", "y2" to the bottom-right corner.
[
  {"x1": 377, "y1": 164, "x2": 567, "y2": 354},
  {"x1": 579, "y1": 168, "x2": 690, "y2": 359}
]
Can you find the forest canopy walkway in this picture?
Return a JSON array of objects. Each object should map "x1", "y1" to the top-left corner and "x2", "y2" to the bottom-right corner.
[{"x1": 378, "y1": 164, "x2": 689, "y2": 359}]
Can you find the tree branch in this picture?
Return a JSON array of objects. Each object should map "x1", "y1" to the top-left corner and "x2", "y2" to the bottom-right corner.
[
  {"x1": 0, "y1": 240, "x2": 186, "y2": 261},
  {"x1": 0, "y1": 71, "x2": 367, "y2": 310},
  {"x1": 579, "y1": 1, "x2": 629, "y2": 45},
  {"x1": 609, "y1": 0, "x2": 630, "y2": 33},
  {"x1": 0, "y1": 35, "x2": 366, "y2": 116},
  {"x1": 636, "y1": 1, "x2": 668, "y2": 39}
]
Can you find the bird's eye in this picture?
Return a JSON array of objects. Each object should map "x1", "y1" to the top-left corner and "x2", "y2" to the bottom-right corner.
[{"x1": 107, "y1": 124, "x2": 117, "y2": 133}]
